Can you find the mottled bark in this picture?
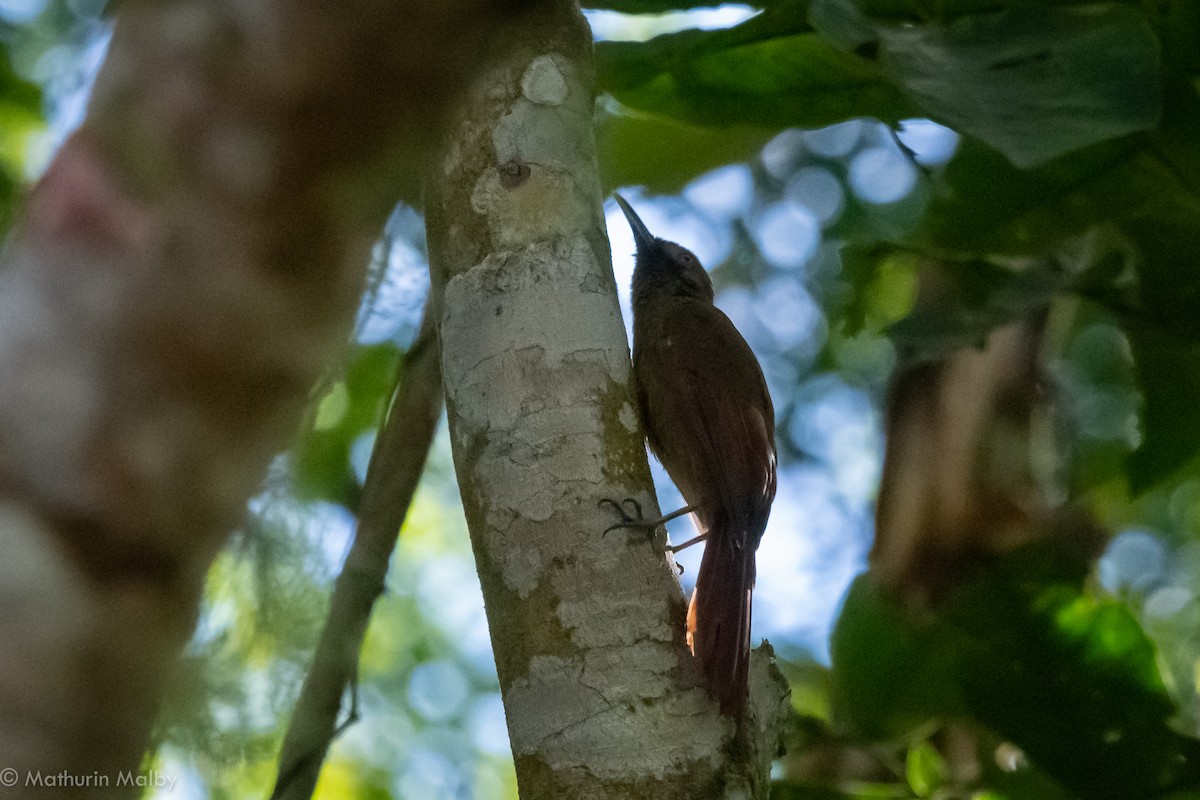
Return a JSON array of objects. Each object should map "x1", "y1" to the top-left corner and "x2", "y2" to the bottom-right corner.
[
  {"x1": 426, "y1": 4, "x2": 787, "y2": 798},
  {"x1": 0, "y1": 0, "x2": 541, "y2": 794}
]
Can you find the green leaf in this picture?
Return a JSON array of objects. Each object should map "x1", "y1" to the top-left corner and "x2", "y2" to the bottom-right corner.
[
  {"x1": 905, "y1": 741, "x2": 946, "y2": 797},
  {"x1": 596, "y1": 4, "x2": 918, "y2": 130},
  {"x1": 0, "y1": 43, "x2": 41, "y2": 112},
  {"x1": 830, "y1": 575, "x2": 963, "y2": 737},
  {"x1": 875, "y1": 4, "x2": 1161, "y2": 168},
  {"x1": 1125, "y1": 328, "x2": 1200, "y2": 494},
  {"x1": 834, "y1": 244, "x2": 918, "y2": 336},
  {"x1": 293, "y1": 344, "x2": 402, "y2": 508},
  {"x1": 833, "y1": 544, "x2": 1200, "y2": 798},
  {"x1": 885, "y1": 259, "x2": 1060, "y2": 361},
  {"x1": 596, "y1": 108, "x2": 772, "y2": 193},
  {"x1": 945, "y1": 545, "x2": 1191, "y2": 800},
  {"x1": 0, "y1": 41, "x2": 43, "y2": 227},
  {"x1": 909, "y1": 135, "x2": 1160, "y2": 254}
]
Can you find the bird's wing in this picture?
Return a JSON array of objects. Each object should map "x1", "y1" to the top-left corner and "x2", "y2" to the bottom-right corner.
[{"x1": 637, "y1": 299, "x2": 776, "y2": 549}]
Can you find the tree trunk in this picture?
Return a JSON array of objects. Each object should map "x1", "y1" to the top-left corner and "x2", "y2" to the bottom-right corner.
[
  {"x1": 426, "y1": 4, "x2": 787, "y2": 797},
  {"x1": 0, "y1": 0, "x2": 543, "y2": 794}
]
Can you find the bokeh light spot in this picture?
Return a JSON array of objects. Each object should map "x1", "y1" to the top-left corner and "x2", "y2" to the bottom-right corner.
[
  {"x1": 357, "y1": 237, "x2": 431, "y2": 346},
  {"x1": 896, "y1": 118, "x2": 960, "y2": 165},
  {"x1": 683, "y1": 163, "x2": 754, "y2": 220},
  {"x1": 803, "y1": 120, "x2": 865, "y2": 158},
  {"x1": 467, "y1": 694, "x2": 512, "y2": 757},
  {"x1": 1099, "y1": 530, "x2": 1167, "y2": 593},
  {"x1": 786, "y1": 166, "x2": 845, "y2": 227},
  {"x1": 407, "y1": 660, "x2": 471, "y2": 723},
  {"x1": 397, "y1": 748, "x2": 460, "y2": 800},
  {"x1": 789, "y1": 375, "x2": 882, "y2": 502},
  {"x1": 753, "y1": 277, "x2": 823, "y2": 353},
  {"x1": 762, "y1": 129, "x2": 805, "y2": 179},
  {"x1": 849, "y1": 146, "x2": 917, "y2": 204},
  {"x1": 754, "y1": 466, "x2": 870, "y2": 660},
  {"x1": 751, "y1": 200, "x2": 820, "y2": 269},
  {"x1": 1145, "y1": 586, "x2": 1192, "y2": 618},
  {"x1": 585, "y1": 5, "x2": 758, "y2": 41},
  {"x1": 0, "y1": 0, "x2": 46, "y2": 23}
]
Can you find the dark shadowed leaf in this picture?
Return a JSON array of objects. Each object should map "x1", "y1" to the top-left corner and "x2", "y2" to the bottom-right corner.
[
  {"x1": 833, "y1": 544, "x2": 1200, "y2": 798},
  {"x1": 909, "y1": 135, "x2": 1174, "y2": 255},
  {"x1": 830, "y1": 575, "x2": 963, "y2": 737},
  {"x1": 770, "y1": 783, "x2": 869, "y2": 800},
  {"x1": 1125, "y1": 328, "x2": 1200, "y2": 494},
  {"x1": 1104, "y1": 212, "x2": 1200, "y2": 493},
  {"x1": 885, "y1": 259, "x2": 1060, "y2": 360},
  {"x1": 947, "y1": 545, "x2": 1190, "y2": 799},
  {"x1": 597, "y1": 107, "x2": 773, "y2": 192},
  {"x1": 909, "y1": 79, "x2": 1200, "y2": 256},
  {"x1": 853, "y1": 0, "x2": 1152, "y2": 25},
  {"x1": 875, "y1": 4, "x2": 1161, "y2": 168},
  {"x1": 596, "y1": 4, "x2": 918, "y2": 130}
]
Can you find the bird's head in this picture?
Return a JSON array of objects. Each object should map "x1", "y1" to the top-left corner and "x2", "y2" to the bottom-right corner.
[{"x1": 614, "y1": 193, "x2": 714, "y2": 305}]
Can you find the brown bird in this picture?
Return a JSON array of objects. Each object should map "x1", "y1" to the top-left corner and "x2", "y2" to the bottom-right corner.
[{"x1": 608, "y1": 194, "x2": 777, "y2": 715}]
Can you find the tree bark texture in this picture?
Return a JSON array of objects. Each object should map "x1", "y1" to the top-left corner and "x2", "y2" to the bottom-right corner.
[
  {"x1": 0, "y1": 0, "x2": 543, "y2": 794},
  {"x1": 426, "y1": 4, "x2": 787, "y2": 798}
]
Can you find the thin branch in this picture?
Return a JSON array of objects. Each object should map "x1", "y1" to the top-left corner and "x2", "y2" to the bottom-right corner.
[{"x1": 269, "y1": 305, "x2": 443, "y2": 800}]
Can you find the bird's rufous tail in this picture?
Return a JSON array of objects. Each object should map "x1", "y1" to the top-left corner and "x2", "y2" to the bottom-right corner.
[{"x1": 687, "y1": 531, "x2": 755, "y2": 715}]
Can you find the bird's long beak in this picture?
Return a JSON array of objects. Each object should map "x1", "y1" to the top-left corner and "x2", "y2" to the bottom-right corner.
[{"x1": 613, "y1": 193, "x2": 656, "y2": 253}]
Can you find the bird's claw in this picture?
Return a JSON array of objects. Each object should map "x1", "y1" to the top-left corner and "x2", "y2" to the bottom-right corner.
[{"x1": 598, "y1": 497, "x2": 644, "y2": 537}]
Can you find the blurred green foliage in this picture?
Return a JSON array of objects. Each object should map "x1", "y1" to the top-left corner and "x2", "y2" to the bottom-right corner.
[
  {"x1": 296, "y1": 344, "x2": 403, "y2": 509},
  {"x1": 0, "y1": 34, "x2": 41, "y2": 228},
  {"x1": 593, "y1": 1, "x2": 1200, "y2": 799},
  {"x1": 833, "y1": 543, "x2": 1198, "y2": 798},
  {"x1": 600, "y1": 0, "x2": 1200, "y2": 492}
]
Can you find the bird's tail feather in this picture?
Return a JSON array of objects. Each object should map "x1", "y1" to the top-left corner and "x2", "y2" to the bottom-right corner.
[{"x1": 687, "y1": 530, "x2": 755, "y2": 715}]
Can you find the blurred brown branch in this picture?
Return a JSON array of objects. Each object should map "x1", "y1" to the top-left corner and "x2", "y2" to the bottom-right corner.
[{"x1": 270, "y1": 308, "x2": 443, "y2": 800}]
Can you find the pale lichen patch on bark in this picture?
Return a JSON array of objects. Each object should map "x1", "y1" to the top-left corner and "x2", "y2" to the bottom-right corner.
[
  {"x1": 507, "y1": 648, "x2": 727, "y2": 780},
  {"x1": 556, "y1": 590, "x2": 676, "y2": 649},
  {"x1": 521, "y1": 54, "x2": 569, "y2": 106},
  {"x1": 440, "y1": 238, "x2": 633, "y2": 601},
  {"x1": 580, "y1": 640, "x2": 681, "y2": 701},
  {"x1": 502, "y1": 547, "x2": 546, "y2": 598},
  {"x1": 619, "y1": 401, "x2": 639, "y2": 433},
  {"x1": 506, "y1": 654, "x2": 605, "y2": 754},
  {"x1": 472, "y1": 165, "x2": 588, "y2": 249}
]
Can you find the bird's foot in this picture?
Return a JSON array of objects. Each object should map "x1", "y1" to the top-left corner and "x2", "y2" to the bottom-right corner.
[
  {"x1": 598, "y1": 497, "x2": 649, "y2": 537},
  {"x1": 598, "y1": 498, "x2": 685, "y2": 574}
]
